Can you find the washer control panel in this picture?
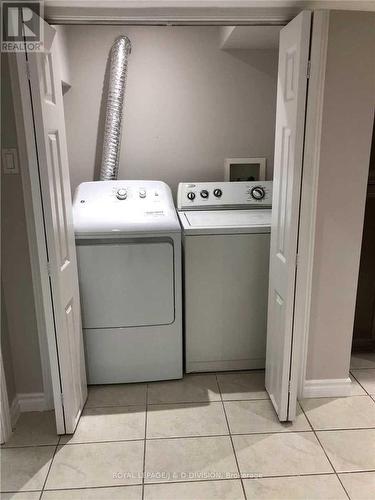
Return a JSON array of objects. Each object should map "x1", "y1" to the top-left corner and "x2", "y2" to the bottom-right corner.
[{"x1": 177, "y1": 181, "x2": 273, "y2": 210}]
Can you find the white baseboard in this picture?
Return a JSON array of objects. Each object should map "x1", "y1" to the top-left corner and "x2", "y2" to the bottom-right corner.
[
  {"x1": 16, "y1": 392, "x2": 48, "y2": 413},
  {"x1": 302, "y1": 377, "x2": 351, "y2": 398},
  {"x1": 10, "y1": 396, "x2": 20, "y2": 427}
]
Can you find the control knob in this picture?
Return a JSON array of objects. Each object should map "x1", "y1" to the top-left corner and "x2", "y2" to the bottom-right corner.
[
  {"x1": 139, "y1": 189, "x2": 146, "y2": 198},
  {"x1": 187, "y1": 191, "x2": 196, "y2": 201},
  {"x1": 250, "y1": 186, "x2": 265, "y2": 201},
  {"x1": 213, "y1": 188, "x2": 222, "y2": 198},
  {"x1": 200, "y1": 189, "x2": 209, "y2": 199},
  {"x1": 116, "y1": 188, "x2": 127, "y2": 200}
]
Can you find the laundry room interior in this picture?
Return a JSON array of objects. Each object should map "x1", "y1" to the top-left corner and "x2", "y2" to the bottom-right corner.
[
  {"x1": 62, "y1": 25, "x2": 278, "y2": 195},
  {"x1": 1, "y1": 6, "x2": 375, "y2": 497},
  {"x1": 62, "y1": 24, "x2": 279, "y2": 385}
]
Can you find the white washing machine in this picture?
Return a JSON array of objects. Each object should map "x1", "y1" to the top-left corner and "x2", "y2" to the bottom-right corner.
[
  {"x1": 177, "y1": 181, "x2": 272, "y2": 373},
  {"x1": 73, "y1": 180, "x2": 182, "y2": 384}
]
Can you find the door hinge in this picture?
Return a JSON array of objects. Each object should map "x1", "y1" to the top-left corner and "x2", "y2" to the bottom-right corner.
[
  {"x1": 46, "y1": 261, "x2": 51, "y2": 276},
  {"x1": 307, "y1": 60, "x2": 311, "y2": 79},
  {"x1": 25, "y1": 61, "x2": 31, "y2": 80},
  {"x1": 60, "y1": 393, "x2": 64, "y2": 406}
]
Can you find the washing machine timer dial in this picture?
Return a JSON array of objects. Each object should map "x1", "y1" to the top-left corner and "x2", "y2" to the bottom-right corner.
[
  {"x1": 213, "y1": 188, "x2": 223, "y2": 198},
  {"x1": 250, "y1": 186, "x2": 265, "y2": 200},
  {"x1": 116, "y1": 188, "x2": 127, "y2": 200},
  {"x1": 187, "y1": 191, "x2": 196, "y2": 201},
  {"x1": 200, "y1": 190, "x2": 209, "y2": 199}
]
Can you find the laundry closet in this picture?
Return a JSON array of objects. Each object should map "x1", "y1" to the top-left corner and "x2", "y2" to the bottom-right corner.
[
  {"x1": 3, "y1": 11, "x2": 318, "y2": 433},
  {"x1": 57, "y1": 24, "x2": 279, "y2": 390},
  {"x1": 4, "y1": 8, "x2": 373, "y2": 441}
]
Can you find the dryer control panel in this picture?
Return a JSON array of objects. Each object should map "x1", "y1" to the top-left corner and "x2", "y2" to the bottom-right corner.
[
  {"x1": 73, "y1": 180, "x2": 181, "y2": 237},
  {"x1": 177, "y1": 181, "x2": 273, "y2": 210}
]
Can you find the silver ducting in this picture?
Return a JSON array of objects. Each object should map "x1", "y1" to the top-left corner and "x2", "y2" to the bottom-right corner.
[{"x1": 99, "y1": 36, "x2": 132, "y2": 181}]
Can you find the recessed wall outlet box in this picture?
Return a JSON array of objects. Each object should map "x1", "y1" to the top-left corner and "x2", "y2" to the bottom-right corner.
[{"x1": 224, "y1": 157, "x2": 266, "y2": 182}]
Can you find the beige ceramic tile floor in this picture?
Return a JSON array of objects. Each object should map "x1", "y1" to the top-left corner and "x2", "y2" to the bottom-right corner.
[{"x1": 1, "y1": 359, "x2": 375, "y2": 499}]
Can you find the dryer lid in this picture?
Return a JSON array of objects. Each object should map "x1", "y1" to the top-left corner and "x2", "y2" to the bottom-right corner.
[{"x1": 73, "y1": 180, "x2": 181, "y2": 237}]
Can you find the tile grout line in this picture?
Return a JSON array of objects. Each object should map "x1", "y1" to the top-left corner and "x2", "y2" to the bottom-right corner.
[
  {"x1": 1, "y1": 490, "x2": 44, "y2": 496},
  {"x1": 142, "y1": 384, "x2": 149, "y2": 500},
  {"x1": 349, "y1": 363, "x2": 375, "y2": 371},
  {"x1": 84, "y1": 397, "x2": 270, "y2": 410},
  {"x1": 299, "y1": 402, "x2": 351, "y2": 500},
  {"x1": 0, "y1": 429, "x2": 320, "y2": 451},
  {"x1": 6, "y1": 424, "x2": 375, "y2": 451},
  {"x1": 128, "y1": 471, "x2": 344, "y2": 487},
  {"x1": 147, "y1": 397, "x2": 270, "y2": 406},
  {"x1": 1, "y1": 442, "x2": 62, "y2": 450},
  {"x1": 59, "y1": 426, "x2": 375, "y2": 442},
  {"x1": 6, "y1": 471, "x2": 374, "y2": 496},
  {"x1": 216, "y1": 373, "x2": 247, "y2": 500},
  {"x1": 39, "y1": 438, "x2": 61, "y2": 497},
  {"x1": 84, "y1": 403, "x2": 147, "y2": 409},
  {"x1": 37, "y1": 484, "x2": 142, "y2": 493}
]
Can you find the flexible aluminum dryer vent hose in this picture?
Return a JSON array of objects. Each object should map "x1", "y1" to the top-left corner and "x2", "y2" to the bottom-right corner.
[{"x1": 99, "y1": 36, "x2": 132, "y2": 181}]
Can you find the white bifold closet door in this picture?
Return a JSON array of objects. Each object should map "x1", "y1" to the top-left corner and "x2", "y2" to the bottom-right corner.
[
  {"x1": 14, "y1": 20, "x2": 87, "y2": 434},
  {"x1": 266, "y1": 11, "x2": 312, "y2": 421}
]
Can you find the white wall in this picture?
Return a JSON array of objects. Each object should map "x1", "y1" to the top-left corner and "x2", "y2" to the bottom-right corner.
[
  {"x1": 63, "y1": 26, "x2": 278, "y2": 196},
  {"x1": 54, "y1": 25, "x2": 71, "y2": 88},
  {"x1": 305, "y1": 11, "x2": 375, "y2": 381},
  {"x1": 1, "y1": 54, "x2": 44, "y2": 396}
]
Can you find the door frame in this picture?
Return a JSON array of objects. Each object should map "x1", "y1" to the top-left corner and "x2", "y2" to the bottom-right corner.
[
  {"x1": 43, "y1": 0, "x2": 374, "y2": 25},
  {"x1": 0, "y1": 350, "x2": 12, "y2": 444},
  {"x1": 9, "y1": 51, "x2": 65, "y2": 433},
  {"x1": 44, "y1": 4, "x2": 295, "y2": 25},
  {"x1": 8, "y1": 9, "x2": 325, "y2": 427},
  {"x1": 8, "y1": 52, "x2": 54, "y2": 412},
  {"x1": 294, "y1": 10, "x2": 330, "y2": 398},
  {"x1": 0, "y1": 96, "x2": 11, "y2": 443}
]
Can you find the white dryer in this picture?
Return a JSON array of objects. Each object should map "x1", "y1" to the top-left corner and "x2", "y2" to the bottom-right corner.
[
  {"x1": 73, "y1": 180, "x2": 182, "y2": 384},
  {"x1": 177, "y1": 181, "x2": 272, "y2": 373}
]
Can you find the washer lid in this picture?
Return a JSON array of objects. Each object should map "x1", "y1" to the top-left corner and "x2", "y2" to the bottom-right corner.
[
  {"x1": 179, "y1": 209, "x2": 272, "y2": 235},
  {"x1": 73, "y1": 180, "x2": 181, "y2": 238}
]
